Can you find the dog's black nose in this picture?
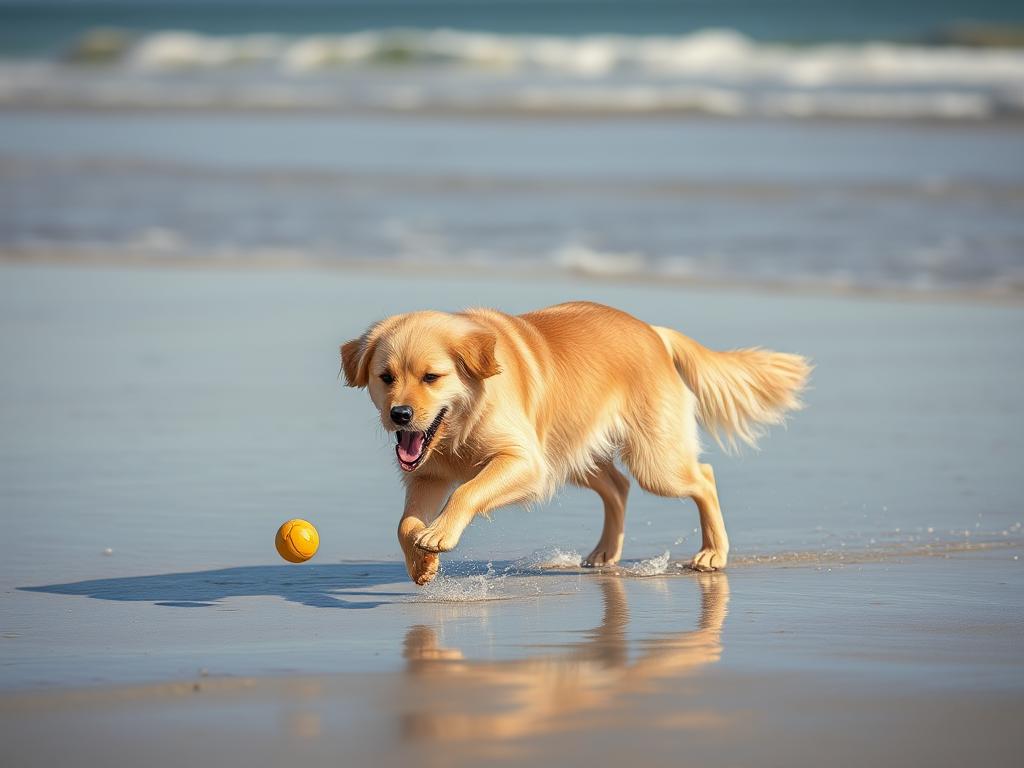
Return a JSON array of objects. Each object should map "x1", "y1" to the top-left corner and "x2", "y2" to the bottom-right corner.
[{"x1": 390, "y1": 405, "x2": 413, "y2": 426}]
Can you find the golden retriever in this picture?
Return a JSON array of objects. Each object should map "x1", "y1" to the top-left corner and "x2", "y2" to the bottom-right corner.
[{"x1": 341, "y1": 301, "x2": 810, "y2": 585}]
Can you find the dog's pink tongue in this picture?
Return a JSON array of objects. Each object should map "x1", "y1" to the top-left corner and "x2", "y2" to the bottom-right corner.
[{"x1": 397, "y1": 431, "x2": 425, "y2": 463}]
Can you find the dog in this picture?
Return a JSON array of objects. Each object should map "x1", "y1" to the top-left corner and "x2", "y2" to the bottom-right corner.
[{"x1": 340, "y1": 301, "x2": 810, "y2": 585}]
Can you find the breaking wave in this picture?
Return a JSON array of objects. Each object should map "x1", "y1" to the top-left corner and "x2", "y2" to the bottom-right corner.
[
  {"x1": 62, "y1": 27, "x2": 1024, "y2": 83},
  {"x1": 1, "y1": 27, "x2": 1021, "y2": 119}
]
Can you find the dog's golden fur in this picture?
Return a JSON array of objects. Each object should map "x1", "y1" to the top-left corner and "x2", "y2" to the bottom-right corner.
[{"x1": 341, "y1": 301, "x2": 810, "y2": 585}]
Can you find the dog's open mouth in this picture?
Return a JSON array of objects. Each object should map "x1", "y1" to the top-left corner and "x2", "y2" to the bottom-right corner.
[{"x1": 395, "y1": 408, "x2": 448, "y2": 472}]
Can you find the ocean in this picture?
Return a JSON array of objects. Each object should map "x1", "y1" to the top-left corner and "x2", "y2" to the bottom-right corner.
[
  {"x1": 1, "y1": 0, "x2": 1023, "y2": 292},
  {"x1": 3, "y1": 1, "x2": 1024, "y2": 118}
]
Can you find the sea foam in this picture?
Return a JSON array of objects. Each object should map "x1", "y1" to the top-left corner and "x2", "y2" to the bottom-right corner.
[
  {"x1": 4, "y1": 27, "x2": 1015, "y2": 119},
  {"x1": 113, "y1": 28, "x2": 1024, "y2": 86}
]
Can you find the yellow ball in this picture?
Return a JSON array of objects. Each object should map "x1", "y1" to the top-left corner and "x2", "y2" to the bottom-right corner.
[{"x1": 275, "y1": 519, "x2": 319, "y2": 563}]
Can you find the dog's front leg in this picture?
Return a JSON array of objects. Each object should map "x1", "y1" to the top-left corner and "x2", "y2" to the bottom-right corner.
[
  {"x1": 399, "y1": 476, "x2": 452, "y2": 585},
  {"x1": 414, "y1": 454, "x2": 539, "y2": 555}
]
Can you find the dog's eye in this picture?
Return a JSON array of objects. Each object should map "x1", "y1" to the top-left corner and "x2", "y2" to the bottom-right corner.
[
  {"x1": 422, "y1": 373, "x2": 440, "y2": 383},
  {"x1": 379, "y1": 372, "x2": 394, "y2": 385}
]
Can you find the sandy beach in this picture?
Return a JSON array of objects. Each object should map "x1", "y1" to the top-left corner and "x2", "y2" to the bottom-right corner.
[
  {"x1": 3, "y1": 0, "x2": 1024, "y2": 762},
  {"x1": 4, "y1": 553, "x2": 1023, "y2": 768},
  {"x1": 2, "y1": 0, "x2": 1024, "y2": 765},
  {"x1": 1, "y1": 261, "x2": 1022, "y2": 766}
]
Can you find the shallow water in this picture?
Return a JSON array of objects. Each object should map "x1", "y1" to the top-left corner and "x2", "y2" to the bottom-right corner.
[
  {"x1": 3, "y1": 552, "x2": 1022, "y2": 766},
  {"x1": 1, "y1": 263, "x2": 1022, "y2": 765},
  {"x1": 2, "y1": 112, "x2": 1023, "y2": 293},
  {"x1": 1, "y1": 263, "x2": 1023, "y2": 688}
]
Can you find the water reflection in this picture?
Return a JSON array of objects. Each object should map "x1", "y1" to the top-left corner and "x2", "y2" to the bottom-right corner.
[{"x1": 400, "y1": 573, "x2": 729, "y2": 752}]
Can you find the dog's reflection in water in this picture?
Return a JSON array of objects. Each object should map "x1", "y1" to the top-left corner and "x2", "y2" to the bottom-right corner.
[{"x1": 400, "y1": 573, "x2": 729, "y2": 749}]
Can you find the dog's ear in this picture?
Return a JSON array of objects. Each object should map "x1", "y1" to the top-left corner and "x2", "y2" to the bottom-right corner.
[
  {"x1": 452, "y1": 328, "x2": 501, "y2": 380},
  {"x1": 340, "y1": 325, "x2": 384, "y2": 388}
]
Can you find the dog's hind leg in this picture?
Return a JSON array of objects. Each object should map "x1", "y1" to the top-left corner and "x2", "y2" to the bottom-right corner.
[
  {"x1": 687, "y1": 464, "x2": 728, "y2": 571},
  {"x1": 629, "y1": 453, "x2": 728, "y2": 571},
  {"x1": 573, "y1": 461, "x2": 630, "y2": 566},
  {"x1": 622, "y1": 385, "x2": 729, "y2": 571}
]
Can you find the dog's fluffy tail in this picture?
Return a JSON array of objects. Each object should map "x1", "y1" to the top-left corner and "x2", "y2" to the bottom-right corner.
[{"x1": 653, "y1": 326, "x2": 812, "y2": 452}]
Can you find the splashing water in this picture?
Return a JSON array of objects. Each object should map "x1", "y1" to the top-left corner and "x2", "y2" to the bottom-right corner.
[
  {"x1": 416, "y1": 550, "x2": 596, "y2": 602},
  {"x1": 621, "y1": 551, "x2": 671, "y2": 577},
  {"x1": 419, "y1": 562, "x2": 510, "y2": 602},
  {"x1": 517, "y1": 547, "x2": 584, "y2": 570}
]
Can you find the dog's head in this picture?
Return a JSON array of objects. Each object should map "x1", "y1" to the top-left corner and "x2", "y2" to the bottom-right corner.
[{"x1": 340, "y1": 312, "x2": 500, "y2": 472}]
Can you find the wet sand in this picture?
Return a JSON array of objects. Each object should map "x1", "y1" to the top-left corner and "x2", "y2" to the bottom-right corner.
[
  {"x1": 3, "y1": 550, "x2": 1023, "y2": 767},
  {"x1": 1, "y1": 262, "x2": 1022, "y2": 765}
]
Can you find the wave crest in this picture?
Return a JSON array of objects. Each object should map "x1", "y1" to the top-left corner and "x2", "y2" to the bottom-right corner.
[
  {"x1": 0, "y1": 27, "x2": 1019, "y2": 119},
  {"x1": 64, "y1": 27, "x2": 1024, "y2": 85}
]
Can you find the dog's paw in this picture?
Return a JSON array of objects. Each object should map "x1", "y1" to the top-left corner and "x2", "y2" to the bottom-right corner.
[
  {"x1": 582, "y1": 545, "x2": 621, "y2": 568},
  {"x1": 689, "y1": 548, "x2": 728, "y2": 572},
  {"x1": 414, "y1": 522, "x2": 461, "y2": 553},
  {"x1": 408, "y1": 552, "x2": 439, "y2": 586}
]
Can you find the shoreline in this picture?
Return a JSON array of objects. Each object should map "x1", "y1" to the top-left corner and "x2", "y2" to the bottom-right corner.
[
  {"x1": 4, "y1": 539, "x2": 1019, "y2": 695},
  {"x1": 4, "y1": 248, "x2": 1022, "y2": 307},
  {"x1": 3, "y1": 547, "x2": 1021, "y2": 768},
  {"x1": 5, "y1": 103, "x2": 1024, "y2": 128}
]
